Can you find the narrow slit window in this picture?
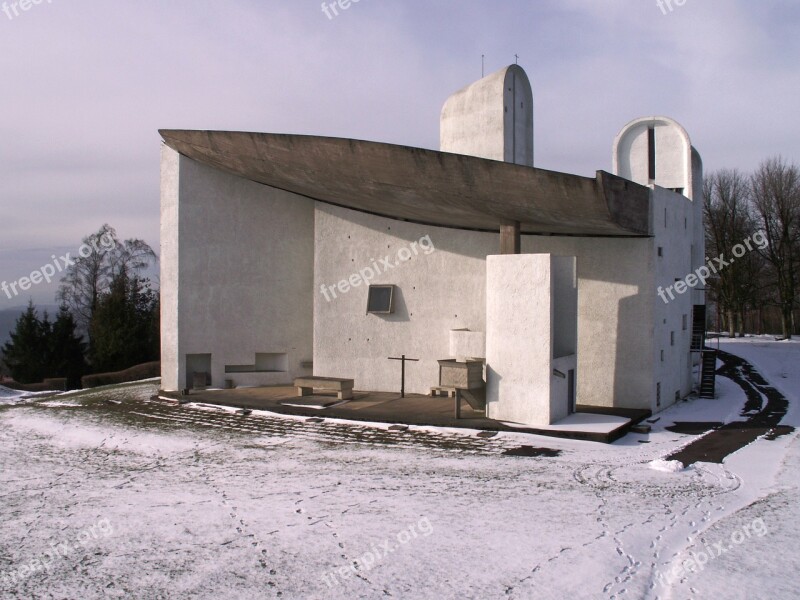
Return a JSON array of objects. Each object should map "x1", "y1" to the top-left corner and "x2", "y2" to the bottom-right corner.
[{"x1": 648, "y1": 127, "x2": 656, "y2": 180}]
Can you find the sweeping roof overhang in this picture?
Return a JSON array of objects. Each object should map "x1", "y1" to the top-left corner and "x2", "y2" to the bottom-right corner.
[{"x1": 159, "y1": 130, "x2": 652, "y2": 236}]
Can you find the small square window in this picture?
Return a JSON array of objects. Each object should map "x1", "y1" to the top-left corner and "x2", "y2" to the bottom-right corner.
[{"x1": 367, "y1": 285, "x2": 395, "y2": 314}]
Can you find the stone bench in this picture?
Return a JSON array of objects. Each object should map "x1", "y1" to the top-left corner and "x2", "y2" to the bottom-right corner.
[{"x1": 294, "y1": 376, "x2": 354, "y2": 400}]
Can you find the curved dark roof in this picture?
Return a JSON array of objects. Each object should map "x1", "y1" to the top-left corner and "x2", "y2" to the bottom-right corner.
[{"x1": 159, "y1": 130, "x2": 651, "y2": 236}]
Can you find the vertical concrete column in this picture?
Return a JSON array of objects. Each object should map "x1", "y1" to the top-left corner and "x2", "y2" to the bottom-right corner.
[
  {"x1": 486, "y1": 254, "x2": 554, "y2": 425},
  {"x1": 500, "y1": 221, "x2": 521, "y2": 254},
  {"x1": 160, "y1": 146, "x2": 182, "y2": 391}
]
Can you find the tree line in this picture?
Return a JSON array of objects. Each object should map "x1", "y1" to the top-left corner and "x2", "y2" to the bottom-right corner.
[
  {"x1": 704, "y1": 157, "x2": 800, "y2": 339},
  {"x1": 1, "y1": 225, "x2": 159, "y2": 388}
]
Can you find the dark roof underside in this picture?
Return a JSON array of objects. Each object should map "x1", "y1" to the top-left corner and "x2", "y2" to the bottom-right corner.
[{"x1": 159, "y1": 130, "x2": 651, "y2": 236}]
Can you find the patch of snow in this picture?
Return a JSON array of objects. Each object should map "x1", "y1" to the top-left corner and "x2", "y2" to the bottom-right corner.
[
  {"x1": 512, "y1": 412, "x2": 630, "y2": 434},
  {"x1": 0, "y1": 385, "x2": 59, "y2": 405},
  {"x1": 649, "y1": 458, "x2": 685, "y2": 473}
]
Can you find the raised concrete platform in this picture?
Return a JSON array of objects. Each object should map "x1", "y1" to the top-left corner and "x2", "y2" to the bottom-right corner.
[
  {"x1": 159, "y1": 386, "x2": 650, "y2": 444},
  {"x1": 502, "y1": 413, "x2": 631, "y2": 435}
]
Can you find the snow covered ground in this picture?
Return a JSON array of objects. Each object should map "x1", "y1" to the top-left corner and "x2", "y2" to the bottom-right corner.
[
  {"x1": 0, "y1": 385, "x2": 60, "y2": 405},
  {"x1": 0, "y1": 339, "x2": 798, "y2": 599}
]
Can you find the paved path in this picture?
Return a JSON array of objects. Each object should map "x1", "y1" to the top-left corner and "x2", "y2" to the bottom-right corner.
[{"x1": 669, "y1": 350, "x2": 793, "y2": 465}]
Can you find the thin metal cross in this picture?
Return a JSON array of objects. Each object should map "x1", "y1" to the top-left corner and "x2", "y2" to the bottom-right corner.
[
  {"x1": 388, "y1": 355, "x2": 419, "y2": 398},
  {"x1": 514, "y1": 54, "x2": 519, "y2": 64}
]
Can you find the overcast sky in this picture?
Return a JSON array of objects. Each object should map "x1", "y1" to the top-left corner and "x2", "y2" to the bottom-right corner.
[{"x1": 2, "y1": 0, "x2": 798, "y2": 309}]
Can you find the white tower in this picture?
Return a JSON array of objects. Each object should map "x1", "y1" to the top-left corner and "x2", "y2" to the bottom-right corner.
[
  {"x1": 613, "y1": 116, "x2": 705, "y2": 305},
  {"x1": 440, "y1": 64, "x2": 534, "y2": 167}
]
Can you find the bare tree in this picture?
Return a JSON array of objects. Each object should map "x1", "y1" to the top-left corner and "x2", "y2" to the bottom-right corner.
[
  {"x1": 58, "y1": 224, "x2": 157, "y2": 330},
  {"x1": 750, "y1": 157, "x2": 800, "y2": 339},
  {"x1": 704, "y1": 170, "x2": 758, "y2": 337}
]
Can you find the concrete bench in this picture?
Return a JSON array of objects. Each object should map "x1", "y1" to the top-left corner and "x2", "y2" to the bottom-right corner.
[{"x1": 294, "y1": 376, "x2": 354, "y2": 400}]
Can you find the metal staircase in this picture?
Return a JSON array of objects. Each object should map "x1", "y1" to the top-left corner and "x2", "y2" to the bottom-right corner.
[
  {"x1": 691, "y1": 304, "x2": 706, "y2": 351},
  {"x1": 691, "y1": 304, "x2": 717, "y2": 398},
  {"x1": 699, "y1": 349, "x2": 718, "y2": 398}
]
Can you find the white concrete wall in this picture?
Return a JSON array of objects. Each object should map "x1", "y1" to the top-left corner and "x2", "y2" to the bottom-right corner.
[
  {"x1": 485, "y1": 254, "x2": 577, "y2": 426},
  {"x1": 613, "y1": 115, "x2": 705, "y2": 407},
  {"x1": 505, "y1": 66, "x2": 534, "y2": 166},
  {"x1": 552, "y1": 256, "x2": 577, "y2": 359},
  {"x1": 314, "y1": 203, "x2": 668, "y2": 412},
  {"x1": 520, "y1": 236, "x2": 654, "y2": 410},
  {"x1": 159, "y1": 148, "x2": 315, "y2": 391},
  {"x1": 163, "y1": 143, "x2": 697, "y2": 416},
  {"x1": 160, "y1": 146, "x2": 181, "y2": 391},
  {"x1": 440, "y1": 65, "x2": 533, "y2": 166},
  {"x1": 313, "y1": 204, "x2": 496, "y2": 395},
  {"x1": 652, "y1": 186, "x2": 696, "y2": 411},
  {"x1": 486, "y1": 254, "x2": 554, "y2": 426},
  {"x1": 449, "y1": 329, "x2": 485, "y2": 360}
]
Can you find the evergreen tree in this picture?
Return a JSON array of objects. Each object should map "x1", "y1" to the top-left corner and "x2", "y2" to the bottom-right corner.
[
  {"x1": 49, "y1": 306, "x2": 88, "y2": 389},
  {"x1": 1, "y1": 302, "x2": 48, "y2": 384},
  {"x1": 89, "y1": 271, "x2": 159, "y2": 373}
]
